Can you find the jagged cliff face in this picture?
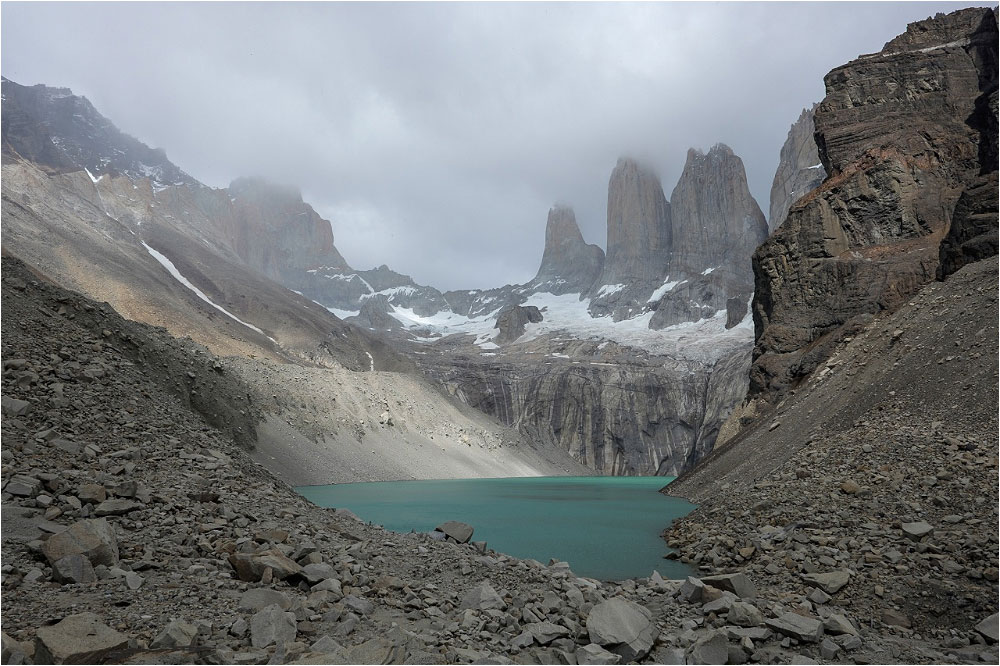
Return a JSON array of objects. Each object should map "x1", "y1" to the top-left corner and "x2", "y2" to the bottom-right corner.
[
  {"x1": 750, "y1": 7, "x2": 998, "y2": 403},
  {"x1": 768, "y1": 106, "x2": 826, "y2": 233},
  {"x1": 589, "y1": 149, "x2": 766, "y2": 328},
  {"x1": 530, "y1": 205, "x2": 605, "y2": 295}
]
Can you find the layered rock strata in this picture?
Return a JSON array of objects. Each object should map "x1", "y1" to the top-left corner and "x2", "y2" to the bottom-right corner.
[{"x1": 750, "y1": 6, "x2": 999, "y2": 403}]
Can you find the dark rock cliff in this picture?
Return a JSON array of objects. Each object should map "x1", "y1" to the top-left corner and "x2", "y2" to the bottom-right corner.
[{"x1": 750, "y1": 6, "x2": 999, "y2": 403}]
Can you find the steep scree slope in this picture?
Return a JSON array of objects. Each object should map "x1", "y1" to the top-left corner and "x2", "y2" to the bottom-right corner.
[{"x1": 667, "y1": 256, "x2": 998, "y2": 648}]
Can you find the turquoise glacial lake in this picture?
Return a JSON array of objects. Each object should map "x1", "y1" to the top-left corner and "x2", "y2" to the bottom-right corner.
[{"x1": 296, "y1": 476, "x2": 696, "y2": 581}]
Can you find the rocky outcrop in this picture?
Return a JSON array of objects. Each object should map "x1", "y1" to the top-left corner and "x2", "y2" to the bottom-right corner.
[
  {"x1": 645, "y1": 145, "x2": 766, "y2": 329},
  {"x1": 347, "y1": 294, "x2": 402, "y2": 331},
  {"x1": 494, "y1": 305, "x2": 543, "y2": 344},
  {"x1": 595, "y1": 158, "x2": 671, "y2": 286},
  {"x1": 223, "y1": 177, "x2": 351, "y2": 284},
  {"x1": 750, "y1": 7, "x2": 998, "y2": 403},
  {"x1": 531, "y1": 205, "x2": 605, "y2": 295},
  {"x1": 769, "y1": 106, "x2": 826, "y2": 232}
]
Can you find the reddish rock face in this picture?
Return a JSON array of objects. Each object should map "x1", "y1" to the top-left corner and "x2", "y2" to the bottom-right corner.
[{"x1": 750, "y1": 7, "x2": 998, "y2": 402}]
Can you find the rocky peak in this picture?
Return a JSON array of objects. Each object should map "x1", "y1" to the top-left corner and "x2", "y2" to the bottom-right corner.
[
  {"x1": 596, "y1": 157, "x2": 671, "y2": 286},
  {"x1": 531, "y1": 205, "x2": 605, "y2": 295},
  {"x1": 218, "y1": 177, "x2": 352, "y2": 294},
  {"x1": 1, "y1": 77, "x2": 195, "y2": 188},
  {"x1": 668, "y1": 143, "x2": 767, "y2": 283},
  {"x1": 769, "y1": 106, "x2": 826, "y2": 233}
]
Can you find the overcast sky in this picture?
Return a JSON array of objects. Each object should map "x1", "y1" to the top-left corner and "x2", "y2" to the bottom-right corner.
[{"x1": 2, "y1": 2, "x2": 991, "y2": 289}]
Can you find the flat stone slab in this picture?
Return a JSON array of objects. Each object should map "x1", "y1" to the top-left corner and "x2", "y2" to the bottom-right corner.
[
  {"x1": 434, "y1": 521, "x2": 474, "y2": 543},
  {"x1": 525, "y1": 621, "x2": 569, "y2": 645},
  {"x1": 901, "y1": 521, "x2": 934, "y2": 541},
  {"x1": 34, "y1": 613, "x2": 128, "y2": 664},
  {"x1": 801, "y1": 570, "x2": 851, "y2": 594},
  {"x1": 765, "y1": 612, "x2": 824, "y2": 643}
]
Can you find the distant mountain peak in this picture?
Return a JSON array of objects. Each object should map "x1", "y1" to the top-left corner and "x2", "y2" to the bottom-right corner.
[
  {"x1": 1, "y1": 77, "x2": 196, "y2": 189},
  {"x1": 532, "y1": 204, "x2": 604, "y2": 295}
]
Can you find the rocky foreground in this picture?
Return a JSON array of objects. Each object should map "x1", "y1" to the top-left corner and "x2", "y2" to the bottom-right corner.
[{"x1": 1, "y1": 257, "x2": 997, "y2": 666}]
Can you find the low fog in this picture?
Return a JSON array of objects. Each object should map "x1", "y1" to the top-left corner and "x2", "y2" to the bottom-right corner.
[{"x1": 2, "y1": 2, "x2": 988, "y2": 289}]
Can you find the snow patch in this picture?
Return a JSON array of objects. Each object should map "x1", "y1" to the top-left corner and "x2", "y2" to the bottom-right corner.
[
  {"x1": 359, "y1": 285, "x2": 417, "y2": 301},
  {"x1": 596, "y1": 283, "x2": 626, "y2": 298},
  {"x1": 701, "y1": 267, "x2": 716, "y2": 276},
  {"x1": 142, "y1": 242, "x2": 276, "y2": 344},
  {"x1": 648, "y1": 278, "x2": 682, "y2": 303}
]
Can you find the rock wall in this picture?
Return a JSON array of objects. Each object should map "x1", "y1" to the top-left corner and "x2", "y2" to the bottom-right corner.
[
  {"x1": 768, "y1": 106, "x2": 826, "y2": 233},
  {"x1": 750, "y1": 6, "x2": 998, "y2": 403},
  {"x1": 418, "y1": 340, "x2": 751, "y2": 476}
]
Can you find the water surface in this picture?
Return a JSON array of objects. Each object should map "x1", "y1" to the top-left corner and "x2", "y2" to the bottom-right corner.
[{"x1": 297, "y1": 476, "x2": 695, "y2": 581}]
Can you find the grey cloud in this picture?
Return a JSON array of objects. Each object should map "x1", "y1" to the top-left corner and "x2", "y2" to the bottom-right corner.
[{"x1": 2, "y1": 1, "x2": 990, "y2": 289}]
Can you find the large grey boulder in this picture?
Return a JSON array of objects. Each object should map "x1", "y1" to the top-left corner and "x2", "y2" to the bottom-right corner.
[
  {"x1": 435, "y1": 521, "x2": 474, "y2": 544},
  {"x1": 51, "y1": 554, "x2": 96, "y2": 584},
  {"x1": 701, "y1": 573, "x2": 757, "y2": 599},
  {"x1": 727, "y1": 601, "x2": 764, "y2": 627},
  {"x1": 975, "y1": 613, "x2": 998, "y2": 643},
  {"x1": 41, "y1": 518, "x2": 118, "y2": 567},
  {"x1": 586, "y1": 597, "x2": 655, "y2": 661},
  {"x1": 459, "y1": 581, "x2": 505, "y2": 611},
  {"x1": 689, "y1": 631, "x2": 729, "y2": 665},
  {"x1": 229, "y1": 550, "x2": 302, "y2": 582},
  {"x1": 34, "y1": 613, "x2": 128, "y2": 664},
  {"x1": 250, "y1": 604, "x2": 297, "y2": 648}
]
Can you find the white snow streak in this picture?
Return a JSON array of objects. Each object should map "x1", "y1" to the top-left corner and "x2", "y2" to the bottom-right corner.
[{"x1": 142, "y1": 242, "x2": 276, "y2": 343}]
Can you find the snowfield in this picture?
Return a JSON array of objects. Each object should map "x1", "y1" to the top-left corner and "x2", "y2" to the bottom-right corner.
[{"x1": 360, "y1": 288, "x2": 754, "y2": 361}]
